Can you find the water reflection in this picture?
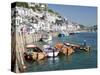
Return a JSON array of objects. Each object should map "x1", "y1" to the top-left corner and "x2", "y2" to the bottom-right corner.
[
  {"x1": 66, "y1": 55, "x2": 73, "y2": 64},
  {"x1": 48, "y1": 57, "x2": 60, "y2": 64},
  {"x1": 25, "y1": 55, "x2": 74, "y2": 67}
]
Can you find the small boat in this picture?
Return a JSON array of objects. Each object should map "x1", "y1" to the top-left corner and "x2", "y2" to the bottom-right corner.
[
  {"x1": 69, "y1": 32, "x2": 75, "y2": 35},
  {"x1": 55, "y1": 43, "x2": 64, "y2": 50},
  {"x1": 61, "y1": 46, "x2": 75, "y2": 56},
  {"x1": 58, "y1": 31, "x2": 69, "y2": 37},
  {"x1": 55, "y1": 43, "x2": 74, "y2": 56},
  {"x1": 64, "y1": 42, "x2": 90, "y2": 52},
  {"x1": 43, "y1": 45, "x2": 59, "y2": 57},
  {"x1": 42, "y1": 34, "x2": 52, "y2": 42},
  {"x1": 66, "y1": 32, "x2": 70, "y2": 36},
  {"x1": 64, "y1": 43, "x2": 80, "y2": 48},
  {"x1": 24, "y1": 44, "x2": 46, "y2": 61}
]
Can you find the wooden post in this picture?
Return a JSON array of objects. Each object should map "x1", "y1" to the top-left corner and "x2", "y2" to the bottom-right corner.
[
  {"x1": 53, "y1": 49, "x2": 55, "y2": 58},
  {"x1": 52, "y1": 48, "x2": 55, "y2": 63}
]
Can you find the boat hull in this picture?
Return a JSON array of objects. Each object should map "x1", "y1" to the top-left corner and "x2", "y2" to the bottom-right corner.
[
  {"x1": 47, "y1": 51, "x2": 59, "y2": 57},
  {"x1": 32, "y1": 52, "x2": 46, "y2": 60}
]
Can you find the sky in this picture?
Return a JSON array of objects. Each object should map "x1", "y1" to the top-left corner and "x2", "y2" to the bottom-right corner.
[{"x1": 48, "y1": 4, "x2": 97, "y2": 26}]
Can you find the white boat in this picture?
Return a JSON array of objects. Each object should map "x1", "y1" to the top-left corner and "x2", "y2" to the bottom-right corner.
[
  {"x1": 66, "y1": 32, "x2": 69, "y2": 36},
  {"x1": 42, "y1": 34, "x2": 52, "y2": 42},
  {"x1": 43, "y1": 45, "x2": 59, "y2": 57},
  {"x1": 47, "y1": 51, "x2": 59, "y2": 57}
]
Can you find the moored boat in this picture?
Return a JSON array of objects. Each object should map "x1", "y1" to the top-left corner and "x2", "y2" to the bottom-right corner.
[
  {"x1": 58, "y1": 31, "x2": 69, "y2": 37},
  {"x1": 55, "y1": 43, "x2": 64, "y2": 50},
  {"x1": 64, "y1": 42, "x2": 90, "y2": 52},
  {"x1": 61, "y1": 46, "x2": 75, "y2": 56},
  {"x1": 55, "y1": 43, "x2": 74, "y2": 56},
  {"x1": 24, "y1": 44, "x2": 46, "y2": 61},
  {"x1": 42, "y1": 34, "x2": 52, "y2": 42},
  {"x1": 43, "y1": 45, "x2": 59, "y2": 57}
]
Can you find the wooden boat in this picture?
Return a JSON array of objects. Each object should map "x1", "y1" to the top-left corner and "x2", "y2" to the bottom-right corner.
[
  {"x1": 24, "y1": 44, "x2": 46, "y2": 61},
  {"x1": 54, "y1": 43, "x2": 74, "y2": 56},
  {"x1": 43, "y1": 45, "x2": 59, "y2": 57},
  {"x1": 55, "y1": 43, "x2": 64, "y2": 50},
  {"x1": 32, "y1": 52, "x2": 46, "y2": 60},
  {"x1": 64, "y1": 43, "x2": 80, "y2": 48},
  {"x1": 61, "y1": 46, "x2": 75, "y2": 56},
  {"x1": 64, "y1": 42, "x2": 90, "y2": 52}
]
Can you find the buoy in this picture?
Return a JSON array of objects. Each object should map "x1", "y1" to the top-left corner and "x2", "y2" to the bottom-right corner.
[
  {"x1": 22, "y1": 65, "x2": 27, "y2": 69},
  {"x1": 27, "y1": 56, "x2": 30, "y2": 59},
  {"x1": 85, "y1": 46, "x2": 90, "y2": 52}
]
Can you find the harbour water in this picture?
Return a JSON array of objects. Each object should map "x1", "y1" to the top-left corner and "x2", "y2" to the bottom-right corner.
[{"x1": 25, "y1": 32, "x2": 97, "y2": 72}]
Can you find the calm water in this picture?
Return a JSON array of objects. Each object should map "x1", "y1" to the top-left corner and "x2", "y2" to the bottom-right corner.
[{"x1": 25, "y1": 32, "x2": 97, "y2": 72}]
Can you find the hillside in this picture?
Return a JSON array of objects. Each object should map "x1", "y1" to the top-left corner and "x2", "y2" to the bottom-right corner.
[{"x1": 11, "y1": 2, "x2": 96, "y2": 34}]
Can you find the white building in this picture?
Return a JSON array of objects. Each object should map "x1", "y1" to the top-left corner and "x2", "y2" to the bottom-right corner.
[
  {"x1": 12, "y1": 4, "x2": 81, "y2": 33},
  {"x1": 37, "y1": 21, "x2": 50, "y2": 31},
  {"x1": 28, "y1": 2, "x2": 46, "y2": 9},
  {"x1": 12, "y1": 15, "x2": 23, "y2": 28},
  {"x1": 28, "y1": 3, "x2": 35, "y2": 7},
  {"x1": 14, "y1": 6, "x2": 34, "y2": 17}
]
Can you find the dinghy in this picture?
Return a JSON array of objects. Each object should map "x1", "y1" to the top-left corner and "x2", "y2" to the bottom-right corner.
[{"x1": 43, "y1": 45, "x2": 59, "y2": 57}]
